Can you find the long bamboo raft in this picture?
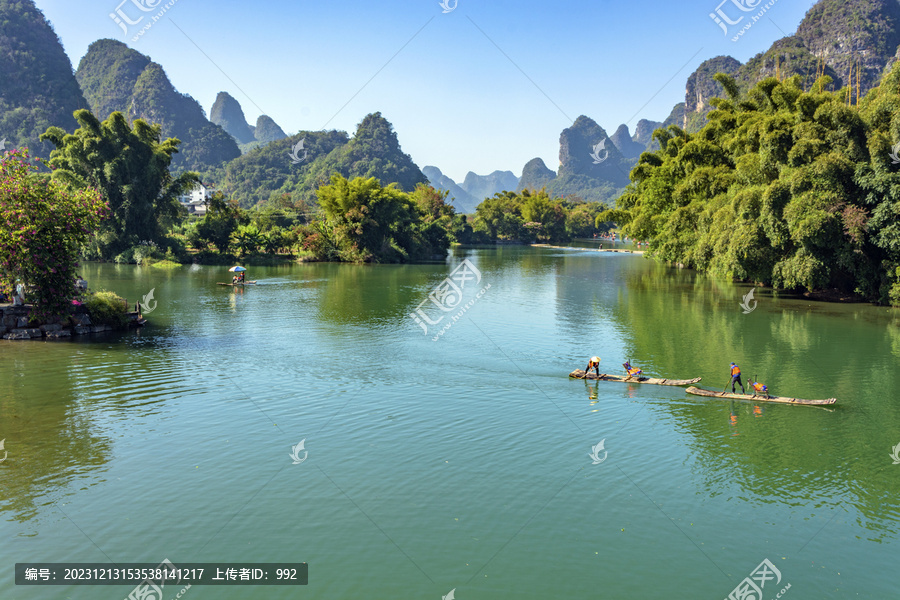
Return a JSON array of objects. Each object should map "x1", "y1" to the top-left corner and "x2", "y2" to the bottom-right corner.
[
  {"x1": 217, "y1": 281, "x2": 258, "y2": 286},
  {"x1": 570, "y1": 370, "x2": 701, "y2": 386},
  {"x1": 685, "y1": 386, "x2": 836, "y2": 405}
]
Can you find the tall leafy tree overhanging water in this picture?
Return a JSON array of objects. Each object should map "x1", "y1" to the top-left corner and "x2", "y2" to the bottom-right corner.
[
  {"x1": 602, "y1": 68, "x2": 900, "y2": 305},
  {"x1": 40, "y1": 110, "x2": 198, "y2": 259}
]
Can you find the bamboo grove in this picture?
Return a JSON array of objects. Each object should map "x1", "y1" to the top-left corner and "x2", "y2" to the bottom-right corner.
[{"x1": 601, "y1": 67, "x2": 900, "y2": 305}]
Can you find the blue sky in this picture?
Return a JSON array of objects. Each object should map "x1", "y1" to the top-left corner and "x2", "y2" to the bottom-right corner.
[{"x1": 35, "y1": 0, "x2": 818, "y2": 182}]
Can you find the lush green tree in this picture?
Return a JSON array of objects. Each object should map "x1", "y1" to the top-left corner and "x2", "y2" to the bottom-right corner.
[
  {"x1": 410, "y1": 184, "x2": 454, "y2": 223},
  {"x1": 261, "y1": 227, "x2": 291, "y2": 254},
  {"x1": 233, "y1": 224, "x2": 263, "y2": 257},
  {"x1": 193, "y1": 193, "x2": 246, "y2": 253},
  {"x1": 565, "y1": 201, "x2": 605, "y2": 238},
  {"x1": 297, "y1": 221, "x2": 339, "y2": 260},
  {"x1": 40, "y1": 110, "x2": 197, "y2": 258},
  {"x1": 472, "y1": 188, "x2": 581, "y2": 242},
  {"x1": 0, "y1": 149, "x2": 107, "y2": 318},
  {"x1": 520, "y1": 189, "x2": 566, "y2": 242},
  {"x1": 314, "y1": 174, "x2": 448, "y2": 262},
  {"x1": 473, "y1": 191, "x2": 525, "y2": 240},
  {"x1": 449, "y1": 213, "x2": 480, "y2": 244},
  {"x1": 408, "y1": 183, "x2": 478, "y2": 245}
]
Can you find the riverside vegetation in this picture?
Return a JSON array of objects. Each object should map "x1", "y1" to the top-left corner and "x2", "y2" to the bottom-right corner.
[
  {"x1": 10, "y1": 65, "x2": 900, "y2": 318},
  {"x1": 600, "y1": 70, "x2": 900, "y2": 306},
  {"x1": 7, "y1": 65, "x2": 900, "y2": 312}
]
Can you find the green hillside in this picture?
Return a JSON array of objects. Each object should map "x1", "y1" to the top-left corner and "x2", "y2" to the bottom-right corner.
[
  {"x1": 0, "y1": 0, "x2": 89, "y2": 156},
  {"x1": 75, "y1": 39, "x2": 240, "y2": 173},
  {"x1": 221, "y1": 112, "x2": 427, "y2": 208}
]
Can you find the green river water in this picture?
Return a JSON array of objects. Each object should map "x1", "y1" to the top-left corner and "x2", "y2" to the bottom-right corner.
[{"x1": 2, "y1": 246, "x2": 899, "y2": 599}]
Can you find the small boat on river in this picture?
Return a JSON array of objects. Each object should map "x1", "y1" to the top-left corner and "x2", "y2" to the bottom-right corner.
[
  {"x1": 569, "y1": 370, "x2": 701, "y2": 386},
  {"x1": 221, "y1": 265, "x2": 254, "y2": 286},
  {"x1": 684, "y1": 386, "x2": 836, "y2": 405}
]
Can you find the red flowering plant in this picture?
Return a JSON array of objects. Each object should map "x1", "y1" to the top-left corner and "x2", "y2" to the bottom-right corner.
[{"x1": 0, "y1": 149, "x2": 108, "y2": 319}]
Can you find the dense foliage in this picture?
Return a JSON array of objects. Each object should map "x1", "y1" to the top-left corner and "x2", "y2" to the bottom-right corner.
[
  {"x1": 0, "y1": 149, "x2": 107, "y2": 318},
  {"x1": 603, "y1": 69, "x2": 900, "y2": 305},
  {"x1": 221, "y1": 130, "x2": 350, "y2": 208},
  {"x1": 187, "y1": 193, "x2": 248, "y2": 255},
  {"x1": 309, "y1": 175, "x2": 450, "y2": 263},
  {"x1": 40, "y1": 110, "x2": 198, "y2": 259},
  {"x1": 473, "y1": 188, "x2": 607, "y2": 243},
  {"x1": 0, "y1": 0, "x2": 89, "y2": 156}
]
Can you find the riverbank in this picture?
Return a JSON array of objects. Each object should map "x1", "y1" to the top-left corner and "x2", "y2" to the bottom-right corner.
[
  {"x1": 0, "y1": 304, "x2": 144, "y2": 340},
  {"x1": 531, "y1": 243, "x2": 646, "y2": 254}
]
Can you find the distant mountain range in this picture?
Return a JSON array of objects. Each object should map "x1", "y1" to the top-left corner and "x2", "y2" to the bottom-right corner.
[
  {"x1": 514, "y1": 104, "x2": 685, "y2": 204},
  {"x1": 517, "y1": 116, "x2": 633, "y2": 203},
  {"x1": 514, "y1": 0, "x2": 900, "y2": 202},
  {"x1": 4, "y1": 0, "x2": 900, "y2": 208},
  {"x1": 422, "y1": 167, "x2": 518, "y2": 214}
]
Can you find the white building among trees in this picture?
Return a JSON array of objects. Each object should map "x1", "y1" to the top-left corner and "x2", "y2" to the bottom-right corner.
[{"x1": 178, "y1": 182, "x2": 215, "y2": 214}]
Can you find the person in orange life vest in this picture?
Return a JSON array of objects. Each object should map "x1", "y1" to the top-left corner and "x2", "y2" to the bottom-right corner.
[
  {"x1": 583, "y1": 356, "x2": 603, "y2": 378},
  {"x1": 749, "y1": 379, "x2": 769, "y2": 399},
  {"x1": 623, "y1": 361, "x2": 642, "y2": 379},
  {"x1": 729, "y1": 362, "x2": 745, "y2": 394}
]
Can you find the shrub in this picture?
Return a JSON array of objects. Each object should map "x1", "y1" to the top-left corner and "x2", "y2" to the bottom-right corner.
[
  {"x1": 83, "y1": 290, "x2": 129, "y2": 327},
  {"x1": 113, "y1": 247, "x2": 135, "y2": 264},
  {"x1": 161, "y1": 235, "x2": 190, "y2": 262},
  {"x1": 150, "y1": 260, "x2": 182, "y2": 269},
  {"x1": 113, "y1": 242, "x2": 165, "y2": 265}
]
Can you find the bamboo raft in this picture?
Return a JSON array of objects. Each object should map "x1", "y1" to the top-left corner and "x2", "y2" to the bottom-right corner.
[
  {"x1": 570, "y1": 370, "x2": 701, "y2": 386},
  {"x1": 685, "y1": 386, "x2": 836, "y2": 405},
  {"x1": 217, "y1": 281, "x2": 257, "y2": 286}
]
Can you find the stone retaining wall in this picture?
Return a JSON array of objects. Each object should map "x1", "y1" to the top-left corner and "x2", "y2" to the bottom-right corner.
[{"x1": 0, "y1": 305, "x2": 143, "y2": 340}]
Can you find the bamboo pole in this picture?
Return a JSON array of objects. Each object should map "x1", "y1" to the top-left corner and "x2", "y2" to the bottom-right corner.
[
  {"x1": 857, "y1": 58, "x2": 861, "y2": 105},
  {"x1": 848, "y1": 61, "x2": 852, "y2": 106}
]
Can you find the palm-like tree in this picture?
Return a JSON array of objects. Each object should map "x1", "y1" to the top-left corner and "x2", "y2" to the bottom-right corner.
[{"x1": 233, "y1": 224, "x2": 262, "y2": 257}]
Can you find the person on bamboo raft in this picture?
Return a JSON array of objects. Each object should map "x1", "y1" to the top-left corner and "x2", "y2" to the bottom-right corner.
[
  {"x1": 729, "y1": 362, "x2": 745, "y2": 394},
  {"x1": 583, "y1": 356, "x2": 603, "y2": 378},
  {"x1": 622, "y1": 361, "x2": 642, "y2": 379},
  {"x1": 749, "y1": 380, "x2": 769, "y2": 398}
]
